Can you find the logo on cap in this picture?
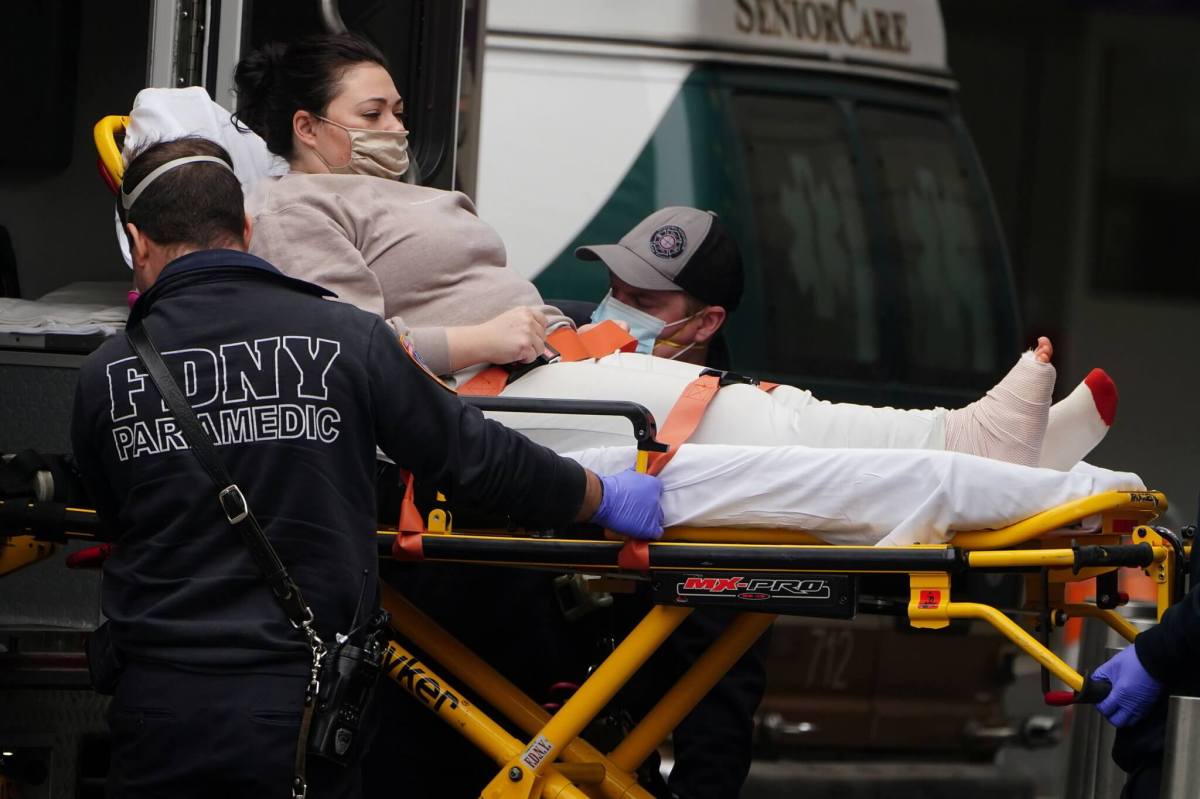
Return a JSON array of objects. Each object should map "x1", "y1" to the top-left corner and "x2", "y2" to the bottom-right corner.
[{"x1": 649, "y1": 225, "x2": 687, "y2": 260}]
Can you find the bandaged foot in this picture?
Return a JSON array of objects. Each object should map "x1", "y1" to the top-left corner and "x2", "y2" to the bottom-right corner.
[
  {"x1": 944, "y1": 350, "x2": 1055, "y2": 467},
  {"x1": 1038, "y1": 369, "x2": 1117, "y2": 470}
]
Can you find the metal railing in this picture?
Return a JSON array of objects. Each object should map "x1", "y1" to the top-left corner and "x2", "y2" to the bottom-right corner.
[{"x1": 1162, "y1": 695, "x2": 1200, "y2": 798}]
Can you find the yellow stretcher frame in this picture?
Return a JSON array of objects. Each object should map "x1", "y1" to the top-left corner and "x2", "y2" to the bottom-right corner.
[
  {"x1": 1, "y1": 488, "x2": 1177, "y2": 798},
  {"x1": 94, "y1": 115, "x2": 130, "y2": 186},
  {"x1": 355, "y1": 488, "x2": 1172, "y2": 798}
]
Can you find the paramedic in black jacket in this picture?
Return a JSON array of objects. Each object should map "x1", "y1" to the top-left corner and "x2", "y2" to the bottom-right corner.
[
  {"x1": 70, "y1": 136, "x2": 664, "y2": 799},
  {"x1": 1098, "y1": 578, "x2": 1200, "y2": 798}
]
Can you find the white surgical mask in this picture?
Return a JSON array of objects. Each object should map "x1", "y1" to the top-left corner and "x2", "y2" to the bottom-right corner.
[
  {"x1": 654, "y1": 335, "x2": 699, "y2": 361},
  {"x1": 591, "y1": 292, "x2": 701, "y2": 356},
  {"x1": 315, "y1": 116, "x2": 410, "y2": 180}
]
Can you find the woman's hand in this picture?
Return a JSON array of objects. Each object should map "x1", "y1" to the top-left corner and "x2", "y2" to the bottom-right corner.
[
  {"x1": 480, "y1": 306, "x2": 548, "y2": 364},
  {"x1": 446, "y1": 307, "x2": 548, "y2": 370}
]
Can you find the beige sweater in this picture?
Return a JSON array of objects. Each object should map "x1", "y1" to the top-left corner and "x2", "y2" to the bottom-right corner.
[{"x1": 247, "y1": 173, "x2": 568, "y2": 375}]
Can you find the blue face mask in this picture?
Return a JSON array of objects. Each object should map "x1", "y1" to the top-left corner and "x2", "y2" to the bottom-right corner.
[{"x1": 591, "y1": 292, "x2": 697, "y2": 355}]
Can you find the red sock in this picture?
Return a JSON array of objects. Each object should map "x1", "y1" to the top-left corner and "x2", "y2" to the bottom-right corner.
[{"x1": 1039, "y1": 369, "x2": 1117, "y2": 470}]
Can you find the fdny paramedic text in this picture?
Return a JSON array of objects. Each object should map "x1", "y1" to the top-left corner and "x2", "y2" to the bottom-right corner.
[{"x1": 105, "y1": 335, "x2": 343, "y2": 462}]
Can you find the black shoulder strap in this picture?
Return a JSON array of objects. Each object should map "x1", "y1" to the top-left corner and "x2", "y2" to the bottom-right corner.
[{"x1": 125, "y1": 321, "x2": 313, "y2": 630}]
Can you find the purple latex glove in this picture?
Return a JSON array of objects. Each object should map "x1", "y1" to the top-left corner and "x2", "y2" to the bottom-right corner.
[
  {"x1": 591, "y1": 468, "x2": 665, "y2": 540},
  {"x1": 1094, "y1": 646, "x2": 1163, "y2": 727}
]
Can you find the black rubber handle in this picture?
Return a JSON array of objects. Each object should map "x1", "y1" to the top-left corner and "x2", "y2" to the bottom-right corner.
[
  {"x1": 1074, "y1": 542, "x2": 1156, "y2": 569},
  {"x1": 0, "y1": 499, "x2": 100, "y2": 541},
  {"x1": 1076, "y1": 675, "x2": 1113, "y2": 704}
]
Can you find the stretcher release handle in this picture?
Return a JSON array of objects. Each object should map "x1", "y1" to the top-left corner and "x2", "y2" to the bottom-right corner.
[
  {"x1": 65, "y1": 543, "x2": 113, "y2": 569},
  {"x1": 462, "y1": 396, "x2": 670, "y2": 570},
  {"x1": 461, "y1": 397, "x2": 668, "y2": 453},
  {"x1": 1044, "y1": 675, "x2": 1112, "y2": 706},
  {"x1": 93, "y1": 115, "x2": 130, "y2": 188}
]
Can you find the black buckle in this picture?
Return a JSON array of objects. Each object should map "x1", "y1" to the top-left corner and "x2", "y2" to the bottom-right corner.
[
  {"x1": 218, "y1": 484, "x2": 249, "y2": 524},
  {"x1": 505, "y1": 345, "x2": 559, "y2": 385},
  {"x1": 699, "y1": 368, "x2": 760, "y2": 388}
]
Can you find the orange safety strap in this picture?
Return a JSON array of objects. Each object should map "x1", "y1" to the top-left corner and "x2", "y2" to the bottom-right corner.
[
  {"x1": 617, "y1": 538, "x2": 652, "y2": 572},
  {"x1": 614, "y1": 372, "x2": 780, "y2": 570},
  {"x1": 645, "y1": 374, "x2": 722, "y2": 475},
  {"x1": 650, "y1": 373, "x2": 780, "y2": 475},
  {"x1": 457, "y1": 321, "x2": 636, "y2": 396},
  {"x1": 611, "y1": 372, "x2": 722, "y2": 571},
  {"x1": 457, "y1": 366, "x2": 510, "y2": 397},
  {"x1": 546, "y1": 326, "x2": 590, "y2": 362},
  {"x1": 392, "y1": 470, "x2": 427, "y2": 561},
  {"x1": 574, "y1": 321, "x2": 638, "y2": 359}
]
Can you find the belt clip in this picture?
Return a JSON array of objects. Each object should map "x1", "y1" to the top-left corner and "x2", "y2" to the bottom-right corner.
[
  {"x1": 218, "y1": 484, "x2": 249, "y2": 524},
  {"x1": 505, "y1": 346, "x2": 559, "y2": 385},
  {"x1": 699, "y1": 368, "x2": 759, "y2": 388}
]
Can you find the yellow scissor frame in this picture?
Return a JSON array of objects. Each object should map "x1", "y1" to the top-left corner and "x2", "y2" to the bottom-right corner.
[{"x1": 364, "y1": 489, "x2": 1171, "y2": 798}]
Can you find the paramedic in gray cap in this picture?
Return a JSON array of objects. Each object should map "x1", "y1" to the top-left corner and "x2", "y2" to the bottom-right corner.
[
  {"x1": 575, "y1": 207, "x2": 764, "y2": 799},
  {"x1": 578, "y1": 206, "x2": 743, "y2": 369}
]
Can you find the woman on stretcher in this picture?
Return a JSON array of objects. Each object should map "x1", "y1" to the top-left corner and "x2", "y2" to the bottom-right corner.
[{"x1": 231, "y1": 34, "x2": 1116, "y2": 479}]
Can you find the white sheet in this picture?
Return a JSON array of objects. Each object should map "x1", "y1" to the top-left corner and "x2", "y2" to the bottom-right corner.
[
  {"x1": 0, "y1": 281, "x2": 130, "y2": 336},
  {"x1": 564, "y1": 445, "x2": 1146, "y2": 546},
  {"x1": 115, "y1": 87, "x2": 287, "y2": 266}
]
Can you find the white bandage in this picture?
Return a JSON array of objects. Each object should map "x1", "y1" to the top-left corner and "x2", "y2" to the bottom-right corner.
[{"x1": 944, "y1": 351, "x2": 1055, "y2": 467}]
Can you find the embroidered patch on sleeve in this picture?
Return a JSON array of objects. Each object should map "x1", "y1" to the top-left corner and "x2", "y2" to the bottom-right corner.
[{"x1": 399, "y1": 333, "x2": 454, "y2": 393}]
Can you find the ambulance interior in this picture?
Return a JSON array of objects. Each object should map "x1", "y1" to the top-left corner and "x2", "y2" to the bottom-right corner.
[{"x1": 0, "y1": 1, "x2": 466, "y2": 333}]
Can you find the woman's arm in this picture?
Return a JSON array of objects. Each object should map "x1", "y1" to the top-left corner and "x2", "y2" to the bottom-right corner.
[{"x1": 443, "y1": 306, "x2": 549, "y2": 371}]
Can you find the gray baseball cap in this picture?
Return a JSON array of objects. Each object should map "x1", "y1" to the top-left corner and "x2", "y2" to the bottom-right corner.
[{"x1": 575, "y1": 206, "x2": 743, "y2": 311}]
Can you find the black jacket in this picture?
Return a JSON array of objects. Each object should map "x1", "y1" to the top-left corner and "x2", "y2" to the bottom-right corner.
[
  {"x1": 1111, "y1": 557, "x2": 1200, "y2": 772},
  {"x1": 71, "y1": 249, "x2": 585, "y2": 673},
  {"x1": 1135, "y1": 582, "x2": 1200, "y2": 686}
]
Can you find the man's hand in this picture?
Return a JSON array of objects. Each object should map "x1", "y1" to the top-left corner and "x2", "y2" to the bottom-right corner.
[
  {"x1": 587, "y1": 467, "x2": 665, "y2": 540},
  {"x1": 1094, "y1": 646, "x2": 1163, "y2": 727},
  {"x1": 474, "y1": 306, "x2": 548, "y2": 365}
]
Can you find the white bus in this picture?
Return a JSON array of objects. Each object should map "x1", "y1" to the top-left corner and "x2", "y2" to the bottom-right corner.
[{"x1": 474, "y1": 0, "x2": 1019, "y2": 410}]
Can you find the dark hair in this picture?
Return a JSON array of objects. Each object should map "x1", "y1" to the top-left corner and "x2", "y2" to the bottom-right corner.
[
  {"x1": 233, "y1": 33, "x2": 390, "y2": 159},
  {"x1": 678, "y1": 215, "x2": 744, "y2": 312},
  {"x1": 118, "y1": 136, "x2": 244, "y2": 250}
]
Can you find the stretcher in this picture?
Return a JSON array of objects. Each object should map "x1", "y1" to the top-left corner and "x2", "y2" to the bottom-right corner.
[
  {"x1": 38, "y1": 109, "x2": 1188, "y2": 794},
  {"x1": 0, "y1": 396, "x2": 1189, "y2": 799}
]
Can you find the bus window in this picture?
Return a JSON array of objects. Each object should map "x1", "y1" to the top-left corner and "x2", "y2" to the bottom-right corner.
[
  {"x1": 731, "y1": 93, "x2": 880, "y2": 381},
  {"x1": 857, "y1": 106, "x2": 1002, "y2": 380}
]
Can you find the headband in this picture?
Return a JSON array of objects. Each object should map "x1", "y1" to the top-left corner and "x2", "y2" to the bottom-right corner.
[{"x1": 120, "y1": 155, "x2": 235, "y2": 212}]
